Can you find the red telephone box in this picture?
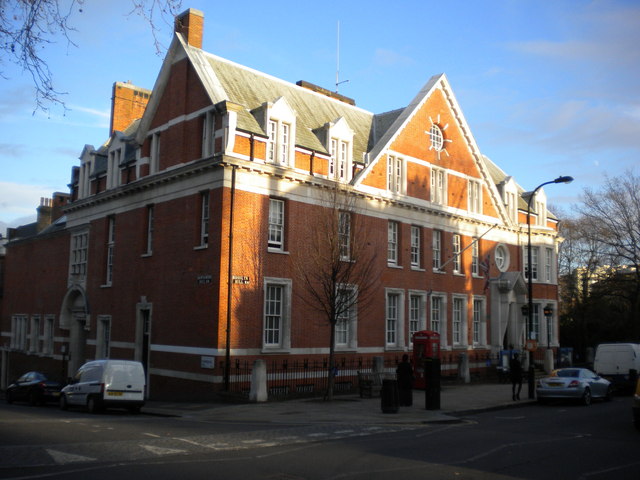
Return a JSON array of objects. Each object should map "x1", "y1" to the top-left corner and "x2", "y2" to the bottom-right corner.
[{"x1": 412, "y1": 330, "x2": 441, "y2": 389}]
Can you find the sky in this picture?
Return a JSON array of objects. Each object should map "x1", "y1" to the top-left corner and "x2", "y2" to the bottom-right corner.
[{"x1": 1, "y1": 0, "x2": 639, "y2": 232}]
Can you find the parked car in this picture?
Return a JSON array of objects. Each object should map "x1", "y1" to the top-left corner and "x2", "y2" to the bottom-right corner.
[
  {"x1": 5, "y1": 371, "x2": 63, "y2": 406},
  {"x1": 60, "y1": 360, "x2": 146, "y2": 413},
  {"x1": 593, "y1": 343, "x2": 640, "y2": 392},
  {"x1": 537, "y1": 368, "x2": 613, "y2": 406},
  {"x1": 633, "y1": 377, "x2": 640, "y2": 431}
]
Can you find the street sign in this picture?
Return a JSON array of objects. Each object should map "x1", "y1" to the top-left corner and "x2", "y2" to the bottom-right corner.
[{"x1": 232, "y1": 275, "x2": 250, "y2": 285}]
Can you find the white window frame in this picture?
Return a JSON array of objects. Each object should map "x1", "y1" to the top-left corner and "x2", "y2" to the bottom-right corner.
[
  {"x1": 430, "y1": 294, "x2": 447, "y2": 347},
  {"x1": 430, "y1": 168, "x2": 446, "y2": 205},
  {"x1": 96, "y1": 315, "x2": 111, "y2": 359},
  {"x1": 387, "y1": 155, "x2": 403, "y2": 193},
  {"x1": 410, "y1": 226, "x2": 421, "y2": 268},
  {"x1": 388, "y1": 221, "x2": 399, "y2": 265},
  {"x1": 338, "y1": 211, "x2": 351, "y2": 261},
  {"x1": 468, "y1": 179, "x2": 482, "y2": 214},
  {"x1": 452, "y1": 296, "x2": 467, "y2": 346},
  {"x1": 453, "y1": 234, "x2": 461, "y2": 274},
  {"x1": 200, "y1": 192, "x2": 210, "y2": 247},
  {"x1": 335, "y1": 284, "x2": 358, "y2": 350},
  {"x1": 145, "y1": 205, "x2": 154, "y2": 255},
  {"x1": 107, "y1": 148, "x2": 121, "y2": 190},
  {"x1": 262, "y1": 278, "x2": 292, "y2": 351},
  {"x1": 29, "y1": 315, "x2": 41, "y2": 353},
  {"x1": 535, "y1": 199, "x2": 547, "y2": 226},
  {"x1": 43, "y1": 315, "x2": 55, "y2": 355},
  {"x1": 545, "y1": 247, "x2": 553, "y2": 283},
  {"x1": 408, "y1": 291, "x2": 427, "y2": 344},
  {"x1": 528, "y1": 303, "x2": 541, "y2": 341},
  {"x1": 506, "y1": 191, "x2": 517, "y2": 222},
  {"x1": 525, "y1": 246, "x2": 539, "y2": 281},
  {"x1": 267, "y1": 120, "x2": 292, "y2": 167},
  {"x1": 473, "y1": 297, "x2": 486, "y2": 346},
  {"x1": 268, "y1": 198, "x2": 285, "y2": 251},
  {"x1": 105, "y1": 216, "x2": 115, "y2": 286},
  {"x1": 471, "y1": 238, "x2": 479, "y2": 276},
  {"x1": 385, "y1": 289, "x2": 404, "y2": 348},
  {"x1": 11, "y1": 315, "x2": 28, "y2": 350},
  {"x1": 70, "y1": 231, "x2": 89, "y2": 278},
  {"x1": 202, "y1": 110, "x2": 215, "y2": 158},
  {"x1": 150, "y1": 132, "x2": 161, "y2": 174},
  {"x1": 432, "y1": 230, "x2": 442, "y2": 271}
]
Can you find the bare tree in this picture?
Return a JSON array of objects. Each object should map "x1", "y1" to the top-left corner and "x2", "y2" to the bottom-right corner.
[
  {"x1": 562, "y1": 170, "x2": 640, "y2": 348},
  {"x1": 294, "y1": 185, "x2": 381, "y2": 400},
  {"x1": 1, "y1": 0, "x2": 182, "y2": 113}
]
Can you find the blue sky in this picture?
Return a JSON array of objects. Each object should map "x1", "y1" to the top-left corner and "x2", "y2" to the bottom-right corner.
[{"x1": 1, "y1": 0, "x2": 639, "y2": 230}]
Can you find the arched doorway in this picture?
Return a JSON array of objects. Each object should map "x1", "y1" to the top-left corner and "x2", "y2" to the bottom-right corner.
[{"x1": 60, "y1": 287, "x2": 90, "y2": 376}]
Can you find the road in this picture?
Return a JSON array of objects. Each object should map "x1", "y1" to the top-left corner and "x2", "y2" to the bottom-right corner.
[{"x1": 0, "y1": 396, "x2": 638, "y2": 479}]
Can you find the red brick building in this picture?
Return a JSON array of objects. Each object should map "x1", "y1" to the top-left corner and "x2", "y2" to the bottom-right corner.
[{"x1": 0, "y1": 9, "x2": 563, "y2": 399}]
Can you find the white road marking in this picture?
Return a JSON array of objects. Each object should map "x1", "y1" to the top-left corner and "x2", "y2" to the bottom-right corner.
[{"x1": 46, "y1": 449, "x2": 96, "y2": 465}]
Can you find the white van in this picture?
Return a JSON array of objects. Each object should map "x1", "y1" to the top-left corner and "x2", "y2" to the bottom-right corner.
[
  {"x1": 60, "y1": 360, "x2": 146, "y2": 413},
  {"x1": 593, "y1": 343, "x2": 640, "y2": 391}
]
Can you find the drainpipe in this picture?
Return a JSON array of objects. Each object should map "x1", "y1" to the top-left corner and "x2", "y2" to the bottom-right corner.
[{"x1": 224, "y1": 165, "x2": 237, "y2": 391}]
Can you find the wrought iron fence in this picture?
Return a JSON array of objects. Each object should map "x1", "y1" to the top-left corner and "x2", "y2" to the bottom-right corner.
[{"x1": 218, "y1": 356, "x2": 403, "y2": 399}]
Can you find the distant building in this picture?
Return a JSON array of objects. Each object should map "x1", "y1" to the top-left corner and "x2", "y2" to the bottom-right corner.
[{"x1": 0, "y1": 9, "x2": 562, "y2": 398}]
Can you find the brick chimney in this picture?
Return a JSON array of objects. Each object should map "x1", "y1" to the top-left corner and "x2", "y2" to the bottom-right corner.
[
  {"x1": 36, "y1": 192, "x2": 70, "y2": 233},
  {"x1": 175, "y1": 8, "x2": 204, "y2": 48},
  {"x1": 110, "y1": 81, "x2": 152, "y2": 136}
]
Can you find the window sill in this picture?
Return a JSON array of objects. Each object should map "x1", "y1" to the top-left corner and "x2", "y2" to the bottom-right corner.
[
  {"x1": 268, "y1": 248, "x2": 290, "y2": 255},
  {"x1": 387, "y1": 263, "x2": 403, "y2": 269},
  {"x1": 193, "y1": 244, "x2": 208, "y2": 251},
  {"x1": 261, "y1": 347, "x2": 291, "y2": 354},
  {"x1": 141, "y1": 252, "x2": 153, "y2": 258},
  {"x1": 384, "y1": 346, "x2": 406, "y2": 352},
  {"x1": 410, "y1": 266, "x2": 425, "y2": 272},
  {"x1": 433, "y1": 269, "x2": 446, "y2": 275},
  {"x1": 100, "y1": 284, "x2": 112, "y2": 289}
]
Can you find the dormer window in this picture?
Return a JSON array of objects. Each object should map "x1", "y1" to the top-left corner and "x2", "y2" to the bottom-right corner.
[
  {"x1": 500, "y1": 176, "x2": 519, "y2": 223},
  {"x1": 252, "y1": 97, "x2": 296, "y2": 167},
  {"x1": 531, "y1": 189, "x2": 548, "y2": 227},
  {"x1": 267, "y1": 120, "x2": 291, "y2": 165},
  {"x1": 320, "y1": 117, "x2": 353, "y2": 182},
  {"x1": 107, "y1": 148, "x2": 121, "y2": 190}
]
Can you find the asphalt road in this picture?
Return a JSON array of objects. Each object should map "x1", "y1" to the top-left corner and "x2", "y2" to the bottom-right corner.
[{"x1": 0, "y1": 395, "x2": 638, "y2": 479}]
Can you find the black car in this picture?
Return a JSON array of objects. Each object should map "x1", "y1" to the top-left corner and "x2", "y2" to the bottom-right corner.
[{"x1": 6, "y1": 371, "x2": 63, "y2": 406}]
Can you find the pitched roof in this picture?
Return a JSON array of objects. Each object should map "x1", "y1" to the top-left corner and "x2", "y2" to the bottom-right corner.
[{"x1": 187, "y1": 43, "x2": 379, "y2": 160}]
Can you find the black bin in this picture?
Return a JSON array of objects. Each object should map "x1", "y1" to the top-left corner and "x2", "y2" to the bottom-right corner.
[
  {"x1": 424, "y1": 357, "x2": 441, "y2": 410},
  {"x1": 381, "y1": 379, "x2": 399, "y2": 413}
]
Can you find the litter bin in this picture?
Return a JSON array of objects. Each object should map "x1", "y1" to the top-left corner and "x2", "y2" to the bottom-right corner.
[{"x1": 381, "y1": 379, "x2": 399, "y2": 413}]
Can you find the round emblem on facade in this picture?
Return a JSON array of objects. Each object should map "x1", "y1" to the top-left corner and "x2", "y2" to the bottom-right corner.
[{"x1": 495, "y1": 244, "x2": 509, "y2": 272}]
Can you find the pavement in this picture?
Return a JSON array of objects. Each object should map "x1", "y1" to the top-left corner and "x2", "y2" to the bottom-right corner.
[{"x1": 143, "y1": 381, "x2": 536, "y2": 425}]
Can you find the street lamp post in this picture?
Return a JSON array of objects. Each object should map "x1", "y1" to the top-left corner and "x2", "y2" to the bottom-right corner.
[{"x1": 525, "y1": 175, "x2": 573, "y2": 399}]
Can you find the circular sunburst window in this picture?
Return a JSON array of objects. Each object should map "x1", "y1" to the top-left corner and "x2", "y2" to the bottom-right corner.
[{"x1": 429, "y1": 124, "x2": 444, "y2": 152}]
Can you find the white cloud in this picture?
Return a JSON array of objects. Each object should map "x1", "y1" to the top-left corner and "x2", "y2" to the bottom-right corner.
[{"x1": 0, "y1": 181, "x2": 55, "y2": 224}]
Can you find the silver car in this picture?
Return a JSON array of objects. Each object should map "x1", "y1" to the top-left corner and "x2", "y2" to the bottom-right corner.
[{"x1": 537, "y1": 368, "x2": 613, "y2": 406}]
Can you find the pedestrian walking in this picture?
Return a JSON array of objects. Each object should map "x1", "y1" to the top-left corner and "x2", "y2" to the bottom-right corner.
[
  {"x1": 396, "y1": 354, "x2": 414, "y2": 406},
  {"x1": 510, "y1": 353, "x2": 523, "y2": 400}
]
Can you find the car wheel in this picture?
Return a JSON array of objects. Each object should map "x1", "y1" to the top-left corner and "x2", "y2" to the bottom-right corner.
[
  {"x1": 87, "y1": 396, "x2": 102, "y2": 414},
  {"x1": 6, "y1": 391, "x2": 13, "y2": 404},
  {"x1": 128, "y1": 405, "x2": 141, "y2": 414},
  {"x1": 59, "y1": 394, "x2": 68, "y2": 410},
  {"x1": 582, "y1": 388, "x2": 592, "y2": 406}
]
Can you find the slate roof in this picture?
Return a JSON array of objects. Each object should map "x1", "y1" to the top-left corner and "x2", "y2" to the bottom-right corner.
[{"x1": 197, "y1": 51, "x2": 388, "y2": 162}]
